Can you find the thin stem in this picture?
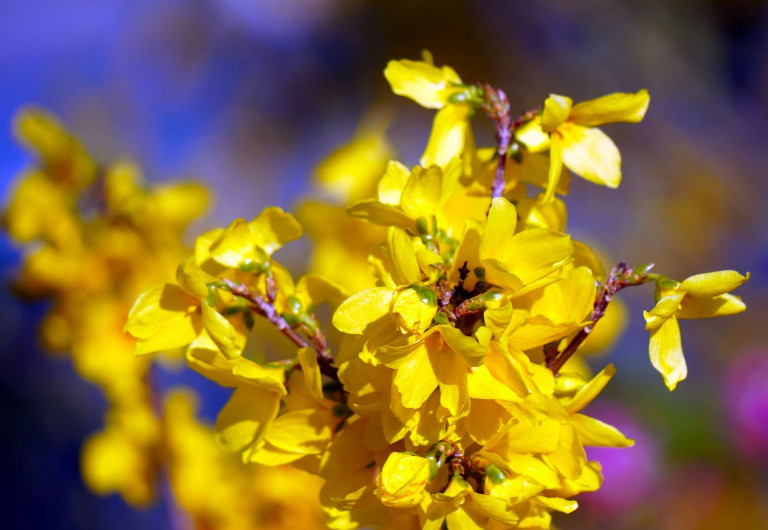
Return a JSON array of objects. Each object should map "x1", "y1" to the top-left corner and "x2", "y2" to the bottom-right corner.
[
  {"x1": 546, "y1": 262, "x2": 653, "y2": 375},
  {"x1": 222, "y1": 279, "x2": 340, "y2": 382},
  {"x1": 482, "y1": 85, "x2": 512, "y2": 199}
]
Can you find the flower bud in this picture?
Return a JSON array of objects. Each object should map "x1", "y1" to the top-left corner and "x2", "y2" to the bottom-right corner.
[{"x1": 375, "y1": 452, "x2": 431, "y2": 508}]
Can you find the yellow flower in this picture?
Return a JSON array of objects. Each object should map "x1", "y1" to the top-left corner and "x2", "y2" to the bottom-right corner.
[
  {"x1": 644, "y1": 270, "x2": 749, "y2": 390},
  {"x1": 480, "y1": 197, "x2": 573, "y2": 296},
  {"x1": 375, "y1": 452, "x2": 432, "y2": 508},
  {"x1": 516, "y1": 90, "x2": 649, "y2": 202},
  {"x1": 384, "y1": 55, "x2": 462, "y2": 110}
]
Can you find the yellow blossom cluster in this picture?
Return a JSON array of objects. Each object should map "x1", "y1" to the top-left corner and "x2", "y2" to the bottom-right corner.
[
  {"x1": 3, "y1": 108, "x2": 326, "y2": 528},
  {"x1": 123, "y1": 55, "x2": 748, "y2": 529}
]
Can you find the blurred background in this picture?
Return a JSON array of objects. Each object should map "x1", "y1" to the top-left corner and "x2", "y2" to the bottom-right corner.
[{"x1": 1, "y1": 0, "x2": 767, "y2": 528}]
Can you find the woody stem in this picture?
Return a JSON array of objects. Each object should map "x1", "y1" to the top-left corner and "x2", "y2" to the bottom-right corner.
[
  {"x1": 546, "y1": 262, "x2": 653, "y2": 375},
  {"x1": 222, "y1": 279, "x2": 339, "y2": 382}
]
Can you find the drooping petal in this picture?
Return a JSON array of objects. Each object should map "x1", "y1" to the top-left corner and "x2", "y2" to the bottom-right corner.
[
  {"x1": 677, "y1": 293, "x2": 747, "y2": 319},
  {"x1": 387, "y1": 226, "x2": 421, "y2": 286},
  {"x1": 678, "y1": 270, "x2": 749, "y2": 298},
  {"x1": 648, "y1": 315, "x2": 687, "y2": 391},
  {"x1": 559, "y1": 123, "x2": 621, "y2": 188},
  {"x1": 480, "y1": 198, "x2": 517, "y2": 261},
  {"x1": 346, "y1": 199, "x2": 416, "y2": 230},
  {"x1": 214, "y1": 385, "x2": 281, "y2": 454},
  {"x1": 542, "y1": 133, "x2": 564, "y2": 203},
  {"x1": 201, "y1": 304, "x2": 245, "y2": 359},
  {"x1": 571, "y1": 413, "x2": 634, "y2": 447},
  {"x1": 569, "y1": 89, "x2": 650, "y2": 126},
  {"x1": 566, "y1": 364, "x2": 616, "y2": 414},
  {"x1": 421, "y1": 105, "x2": 471, "y2": 167}
]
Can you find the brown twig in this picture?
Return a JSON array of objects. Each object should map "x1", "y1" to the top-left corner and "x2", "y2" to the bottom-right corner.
[
  {"x1": 222, "y1": 279, "x2": 339, "y2": 382},
  {"x1": 482, "y1": 85, "x2": 512, "y2": 199},
  {"x1": 546, "y1": 262, "x2": 653, "y2": 375},
  {"x1": 481, "y1": 85, "x2": 541, "y2": 200}
]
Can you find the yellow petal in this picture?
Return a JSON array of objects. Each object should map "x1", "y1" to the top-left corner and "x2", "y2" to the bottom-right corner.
[
  {"x1": 437, "y1": 325, "x2": 487, "y2": 366},
  {"x1": 678, "y1": 270, "x2": 749, "y2": 298},
  {"x1": 387, "y1": 227, "x2": 421, "y2": 286},
  {"x1": 677, "y1": 293, "x2": 747, "y2": 319},
  {"x1": 384, "y1": 59, "x2": 461, "y2": 109},
  {"x1": 295, "y1": 274, "x2": 350, "y2": 307},
  {"x1": 249, "y1": 206, "x2": 303, "y2": 255},
  {"x1": 201, "y1": 304, "x2": 245, "y2": 359},
  {"x1": 332, "y1": 287, "x2": 395, "y2": 334},
  {"x1": 648, "y1": 316, "x2": 687, "y2": 391},
  {"x1": 393, "y1": 348, "x2": 438, "y2": 409},
  {"x1": 391, "y1": 288, "x2": 438, "y2": 335},
  {"x1": 503, "y1": 454, "x2": 559, "y2": 488},
  {"x1": 644, "y1": 292, "x2": 686, "y2": 329},
  {"x1": 482, "y1": 258, "x2": 524, "y2": 292},
  {"x1": 346, "y1": 199, "x2": 416, "y2": 230},
  {"x1": 536, "y1": 496, "x2": 579, "y2": 514},
  {"x1": 480, "y1": 198, "x2": 517, "y2": 261},
  {"x1": 540, "y1": 94, "x2": 573, "y2": 133},
  {"x1": 421, "y1": 105, "x2": 470, "y2": 167},
  {"x1": 469, "y1": 490, "x2": 519, "y2": 524},
  {"x1": 265, "y1": 410, "x2": 332, "y2": 455},
  {"x1": 559, "y1": 124, "x2": 621, "y2": 188},
  {"x1": 208, "y1": 218, "x2": 256, "y2": 268},
  {"x1": 378, "y1": 160, "x2": 411, "y2": 205},
  {"x1": 500, "y1": 228, "x2": 574, "y2": 286},
  {"x1": 126, "y1": 284, "x2": 202, "y2": 355},
  {"x1": 297, "y1": 347, "x2": 325, "y2": 403},
  {"x1": 429, "y1": 347, "x2": 470, "y2": 418},
  {"x1": 542, "y1": 132, "x2": 564, "y2": 203},
  {"x1": 569, "y1": 89, "x2": 650, "y2": 126},
  {"x1": 545, "y1": 423, "x2": 586, "y2": 480},
  {"x1": 214, "y1": 385, "x2": 280, "y2": 454},
  {"x1": 400, "y1": 165, "x2": 444, "y2": 219},
  {"x1": 571, "y1": 413, "x2": 634, "y2": 447},
  {"x1": 175, "y1": 257, "x2": 210, "y2": 299},
  {"x1": 566, "y1": 364, "x2": 616, "y2": 414},
  {"x1": 515, "y1": 118, "x2": 550, "y2": 152},
  {"x1": 231, "y1": 360, "x2": 287, "y2": 395}
]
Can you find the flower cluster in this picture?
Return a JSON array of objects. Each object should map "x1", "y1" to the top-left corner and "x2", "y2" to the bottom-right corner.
[
  {"x1": 124, "y1": 56, "x2": 748, "y2": 529},
  {"x1": 3, "y1": 109, "x2": 326, "y2": 528}
]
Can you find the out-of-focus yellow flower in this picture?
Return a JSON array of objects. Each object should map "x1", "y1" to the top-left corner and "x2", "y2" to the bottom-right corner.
[
  {"x1": 517, "y1": 90, "x2": 649, "y2": 202},
  {"x1": 644, "y1": 270, "x2": 749, "y2": 390}
]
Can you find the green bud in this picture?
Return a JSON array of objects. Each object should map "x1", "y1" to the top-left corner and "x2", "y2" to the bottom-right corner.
[
  {"x1": 416, "y1": 217, "x2": 429, "y2": 235},
  {"x1": 656, "y1": 276, "x2": 680, "y2": 290},
  {"x1": 282, "y1": 312, "x2": 299, "y2": 326},
  {"x1": 238, "y1": 258, "x2": 265, "y2": 273},
  {"x1": 205, "y1": 284, "x2": 218, "y2": 307},
  {"x1": 434, "y1": 312, "x2": 449, "y2": 325},
  {"x1": 474, "y1": 267, "x2": 486, "y2": 280},
  {"x1": 410, "y1": 284, "x2": 437, "y2": 306},
  {"x1": 485, "y1": 464, "x2": 505, "y2": 484},
  {"x1": 509, "y1": 142, "x2": 523, "y2": 164},
  {"x1": 426, "y1": 453, "x2": 439, "y2": 481},
  {"x1": 286, "y1": 294, "x2": 302, "y2": 314}
]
